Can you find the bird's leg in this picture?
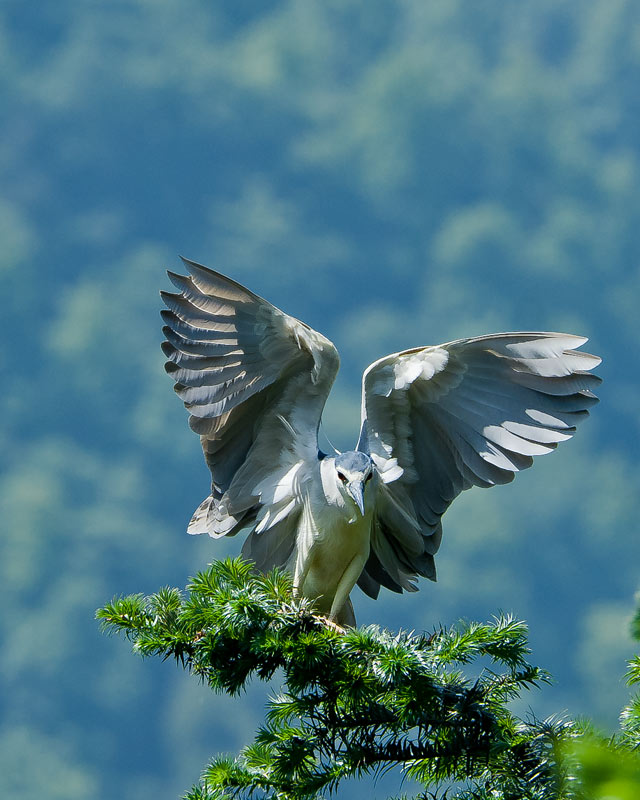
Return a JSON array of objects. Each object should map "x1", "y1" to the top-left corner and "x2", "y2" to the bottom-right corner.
[
  {"x1": 328, "y1": 552, "x2": 368, "y2": 623},
  {"x1": 292, "y1": 550, "x2": 312, "y2": 599}
]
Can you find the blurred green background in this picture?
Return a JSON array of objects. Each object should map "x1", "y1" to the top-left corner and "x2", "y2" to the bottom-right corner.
[{"x1": 2, "y1": 1, "x2": 639, "y2": 797}]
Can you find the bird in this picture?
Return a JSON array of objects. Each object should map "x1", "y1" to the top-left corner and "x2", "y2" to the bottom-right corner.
[{"x1": 161, "y1": 257, "x2": 601, "y2": 627}]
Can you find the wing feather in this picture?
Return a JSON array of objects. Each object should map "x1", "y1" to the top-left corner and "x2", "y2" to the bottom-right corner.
[
  {"x1": 161, "y1": 309, "x2": 239, "y2": 343},
  {"x1": 358, "y1": 332, "x2": 601, "y2": 598},
  {"x1": 162, "y1": 324, "x2": 241, "y2": 355},
  {"x1": 166, "y1": 271, "x2": 238, "y2": 316},
  {"x1": 162, "y1": 258, "x2": 340, "y2": 550}
]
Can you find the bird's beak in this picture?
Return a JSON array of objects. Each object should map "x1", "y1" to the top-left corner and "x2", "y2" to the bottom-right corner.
[{"x1": 347, "y1": 480, "x2": 365, "y2": 516}]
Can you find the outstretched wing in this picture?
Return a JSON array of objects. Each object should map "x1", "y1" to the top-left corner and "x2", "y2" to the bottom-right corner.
[
  {"x1": 162, "y1": 258, "x2": 339, "y2": 570},
  {"x1": 355, "y1": 333, "x2": 601, "y2": 598}
]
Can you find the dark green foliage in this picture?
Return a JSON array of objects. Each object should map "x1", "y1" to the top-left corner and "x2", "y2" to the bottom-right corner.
[
  {"x1": 557, "y1": 601, "x2": 640, "y2": 800},
  {"x1": 99, "y1": 559, "x2": 586, "y2": 799},
  {"x1": 620, "y1": 607, "x2": 640, "y2": 752},
  {"x1": 631, "y1": 604, "x2": 640, "y2": 643}
]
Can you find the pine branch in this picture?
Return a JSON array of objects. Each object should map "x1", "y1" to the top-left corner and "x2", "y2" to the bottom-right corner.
[{"x1": 97, "y1": 558, "x2": 581, "y2": 799}]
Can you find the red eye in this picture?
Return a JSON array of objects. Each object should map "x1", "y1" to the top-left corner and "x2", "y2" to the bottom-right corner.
[{"x1": 338, "y1": 472, "x2": 347, "y2": 483}]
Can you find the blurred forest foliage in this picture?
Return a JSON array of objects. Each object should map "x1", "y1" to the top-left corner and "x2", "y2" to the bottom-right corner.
[{"x1": 1, "y1": 1, "x2": 639, "y2": 798}]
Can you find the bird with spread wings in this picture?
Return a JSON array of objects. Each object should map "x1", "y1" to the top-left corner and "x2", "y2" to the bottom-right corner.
[{"x1": 162, "y1": 258, "x2": 601, "y2": 627}]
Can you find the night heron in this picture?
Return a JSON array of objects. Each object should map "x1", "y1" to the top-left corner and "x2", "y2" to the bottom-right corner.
[{"x1": 162, "y1": 258, "x2": 601, "y2": 626}]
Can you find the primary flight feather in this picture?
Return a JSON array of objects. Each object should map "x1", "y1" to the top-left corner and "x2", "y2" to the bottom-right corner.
[{"x1": 162, "y1": 258, "x2": 601, "y2": 626}]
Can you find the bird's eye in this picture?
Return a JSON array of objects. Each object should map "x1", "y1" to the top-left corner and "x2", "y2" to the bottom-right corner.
[
  {"x1": 338, "y1": 472, "x2": 347, "y2": 483},
  {"x1": 365, "y1": 472, "x2": 373, "y2": 482}
]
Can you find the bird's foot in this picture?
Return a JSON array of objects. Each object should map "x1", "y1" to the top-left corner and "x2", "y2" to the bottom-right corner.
[{"x1": 312, "y1": 614, "x2": 346, "y2": 634}]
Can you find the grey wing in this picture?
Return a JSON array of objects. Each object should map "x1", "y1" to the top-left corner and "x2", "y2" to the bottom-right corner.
[
  {"x1": 162, "y1": 257, "x2": 340, "y2": 571},
  {"x1": 355, "y1": 332, "x2": 601, "y2": 598}
]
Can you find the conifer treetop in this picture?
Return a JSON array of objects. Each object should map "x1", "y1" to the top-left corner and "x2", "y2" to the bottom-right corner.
[{"x1": 98, "y1": 558, "x2": 582, "y2": 800}]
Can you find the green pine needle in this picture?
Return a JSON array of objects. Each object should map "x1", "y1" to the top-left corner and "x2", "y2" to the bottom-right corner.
[{"x1": 97, "y1": 558, "x2": 640, "y2": 800}]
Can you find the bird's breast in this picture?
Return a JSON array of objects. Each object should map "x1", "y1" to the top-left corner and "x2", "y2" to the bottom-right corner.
[{"x1": 293, "y1": 493, "x2": 372, "y2": 615}]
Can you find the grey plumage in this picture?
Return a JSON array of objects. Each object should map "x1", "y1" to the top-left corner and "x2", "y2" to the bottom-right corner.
[{"x1": 162, "y1": 258, "x2": 601, "y2": 625}]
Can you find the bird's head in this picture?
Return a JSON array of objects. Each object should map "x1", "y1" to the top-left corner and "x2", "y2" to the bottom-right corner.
[{"x1": 333, "y1": 451, "x2": 375, "y2": 516}]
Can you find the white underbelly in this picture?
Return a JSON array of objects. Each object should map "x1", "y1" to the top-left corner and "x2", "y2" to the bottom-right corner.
[{"x1": 293, "y1": 498, "x2": 372, "y2": 615}]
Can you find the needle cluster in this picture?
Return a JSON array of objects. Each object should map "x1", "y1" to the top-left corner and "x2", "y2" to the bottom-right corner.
[{"x1": 97, "y1": 560, "x2": 639, "y2": 799}]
